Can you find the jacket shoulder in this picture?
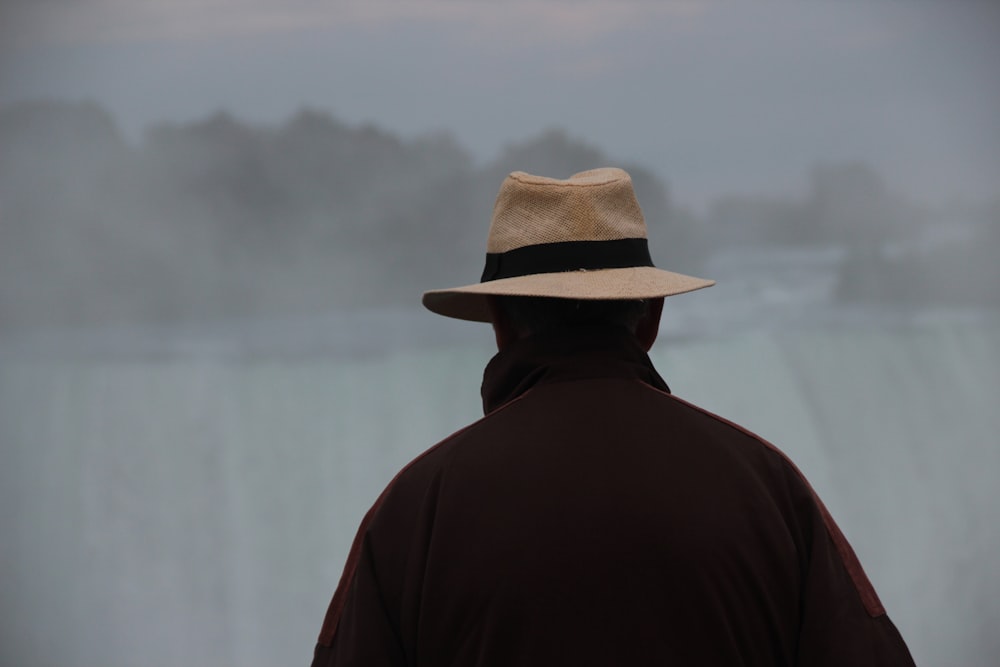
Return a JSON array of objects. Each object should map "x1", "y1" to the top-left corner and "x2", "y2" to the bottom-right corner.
[{"x1": 662, "y1": 390, "x2": 887, "y2": 619}]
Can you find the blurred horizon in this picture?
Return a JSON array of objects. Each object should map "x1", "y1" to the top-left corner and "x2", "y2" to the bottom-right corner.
[
  {"x1": 2, "y1": 4, "x2": 998, "y2": 667},
  {"x1": 2, "y1": 97, "x2": 997, "y2": 342},
  {"x1": 2, "y1": 1, "x2": 998, "y2": 210}
]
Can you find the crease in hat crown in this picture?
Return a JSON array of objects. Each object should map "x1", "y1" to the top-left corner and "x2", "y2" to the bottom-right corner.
[
  {"x1": 486, "y1": 168, "x2": 647, "y2": 253},
  {"x1": 421, "y1": 166, "x2": 715, "y2": 322}
]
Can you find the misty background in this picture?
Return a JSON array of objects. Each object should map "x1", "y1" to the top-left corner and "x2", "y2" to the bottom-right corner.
[
  {"x1": 2, "y1": 100, "x2": 997, "y2": 337},
  {"x1": 1, "y1": 2, "x2": 999, "y2": 667}
]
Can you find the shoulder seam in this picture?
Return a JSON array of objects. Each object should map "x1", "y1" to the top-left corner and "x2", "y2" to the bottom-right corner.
[
  {"x1": 316, "y1": 392, "x2": 531, "y2": 646},
  {"x1": 655, "y1": 388, "x2": 887, "y2": 618}
]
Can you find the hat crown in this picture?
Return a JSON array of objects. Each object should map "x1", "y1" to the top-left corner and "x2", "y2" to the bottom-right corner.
[{"x1": 486, "y1": 167, "x2": 648, "y2": 254}]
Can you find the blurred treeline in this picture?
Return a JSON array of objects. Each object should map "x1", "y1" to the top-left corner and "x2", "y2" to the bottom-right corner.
[{"x1": 1, "y1": 100, "x2": 997, "y2": 331}]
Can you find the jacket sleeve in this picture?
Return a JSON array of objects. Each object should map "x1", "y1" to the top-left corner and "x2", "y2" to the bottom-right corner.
[
  {"x1": 793, "y1": 480, "x2": 916, "y2": 666},
  {"x1": 311, "y1": 436, "x2": 457, "y2": 666},
  {"x1": 311, "y1": 530, "x2": 406, "y2": 667}
]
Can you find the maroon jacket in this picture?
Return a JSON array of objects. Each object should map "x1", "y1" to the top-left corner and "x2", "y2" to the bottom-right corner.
[{"x1": 312, "y1": 326, "x2": 915, "y2": 666}]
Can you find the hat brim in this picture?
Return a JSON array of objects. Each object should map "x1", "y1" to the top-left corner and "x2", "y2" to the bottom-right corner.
[{"x1": 422, "y1": 266, "x2": 715, "y2": 322}]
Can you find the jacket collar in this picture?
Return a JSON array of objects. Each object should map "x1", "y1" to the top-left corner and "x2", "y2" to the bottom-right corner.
[{"x1": 480, "y1": 325, "x2": 670, "y2": 414}]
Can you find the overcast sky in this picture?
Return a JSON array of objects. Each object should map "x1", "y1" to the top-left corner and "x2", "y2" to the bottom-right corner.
[{"x1": 2, "y1": 0, "x2": 998, "y2": 209}]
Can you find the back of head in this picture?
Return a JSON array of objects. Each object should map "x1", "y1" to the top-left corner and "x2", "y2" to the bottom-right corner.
[{"x1": 492, "y1": 296, "x2": 650, "y2": 337}]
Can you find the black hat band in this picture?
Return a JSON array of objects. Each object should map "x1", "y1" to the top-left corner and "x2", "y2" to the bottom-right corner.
[{"x1": 481, "y1": 238, "x2": 653, "y2": 283}]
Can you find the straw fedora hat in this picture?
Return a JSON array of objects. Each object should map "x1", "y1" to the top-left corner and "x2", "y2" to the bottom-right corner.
[{"x1": 422, "y1": 167, "x2": 715, "y2": 322}]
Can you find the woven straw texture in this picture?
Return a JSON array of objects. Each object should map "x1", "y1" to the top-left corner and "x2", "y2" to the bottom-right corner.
[
  {"x1": 486, "y1": 168, "x2": 647, "y2": 253},
  {"x1": 422, "y1": 167, "x2": 714, "y2": 322}
]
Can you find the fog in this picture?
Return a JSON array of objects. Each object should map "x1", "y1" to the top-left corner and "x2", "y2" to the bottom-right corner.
[
  {"x1": 1, "y1": 3, "x2": 999, "y2": 666},
  {"x1": 1, "y1": 100, "x2": 998, "y2": 667},
  {"x1": 2, "y1": 101, "x2": 996, "y2": 335}
]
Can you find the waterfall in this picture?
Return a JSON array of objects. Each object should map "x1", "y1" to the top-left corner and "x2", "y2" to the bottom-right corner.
[{"x1": 2, "y1": 316, "x2": 997, "y2": 666}]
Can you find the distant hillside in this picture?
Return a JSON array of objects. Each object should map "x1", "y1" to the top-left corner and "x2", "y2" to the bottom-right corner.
[{"x1": 1, "y1": 101, "x2": 996, "y2": 330}]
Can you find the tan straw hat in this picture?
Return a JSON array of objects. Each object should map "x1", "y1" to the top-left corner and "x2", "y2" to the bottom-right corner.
[{"x1": 422, "y1": 167, "x2": 715, "y2": 322}]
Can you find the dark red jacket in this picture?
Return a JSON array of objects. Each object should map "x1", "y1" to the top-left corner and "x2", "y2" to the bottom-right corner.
[{"x1": 312, "y1": 326, "x2": 915, "y2": 666}]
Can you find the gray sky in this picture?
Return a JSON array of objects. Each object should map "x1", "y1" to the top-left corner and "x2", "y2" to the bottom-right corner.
[{"x1": 2, "y1": 0, "x2": 998, "y2": 209}]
